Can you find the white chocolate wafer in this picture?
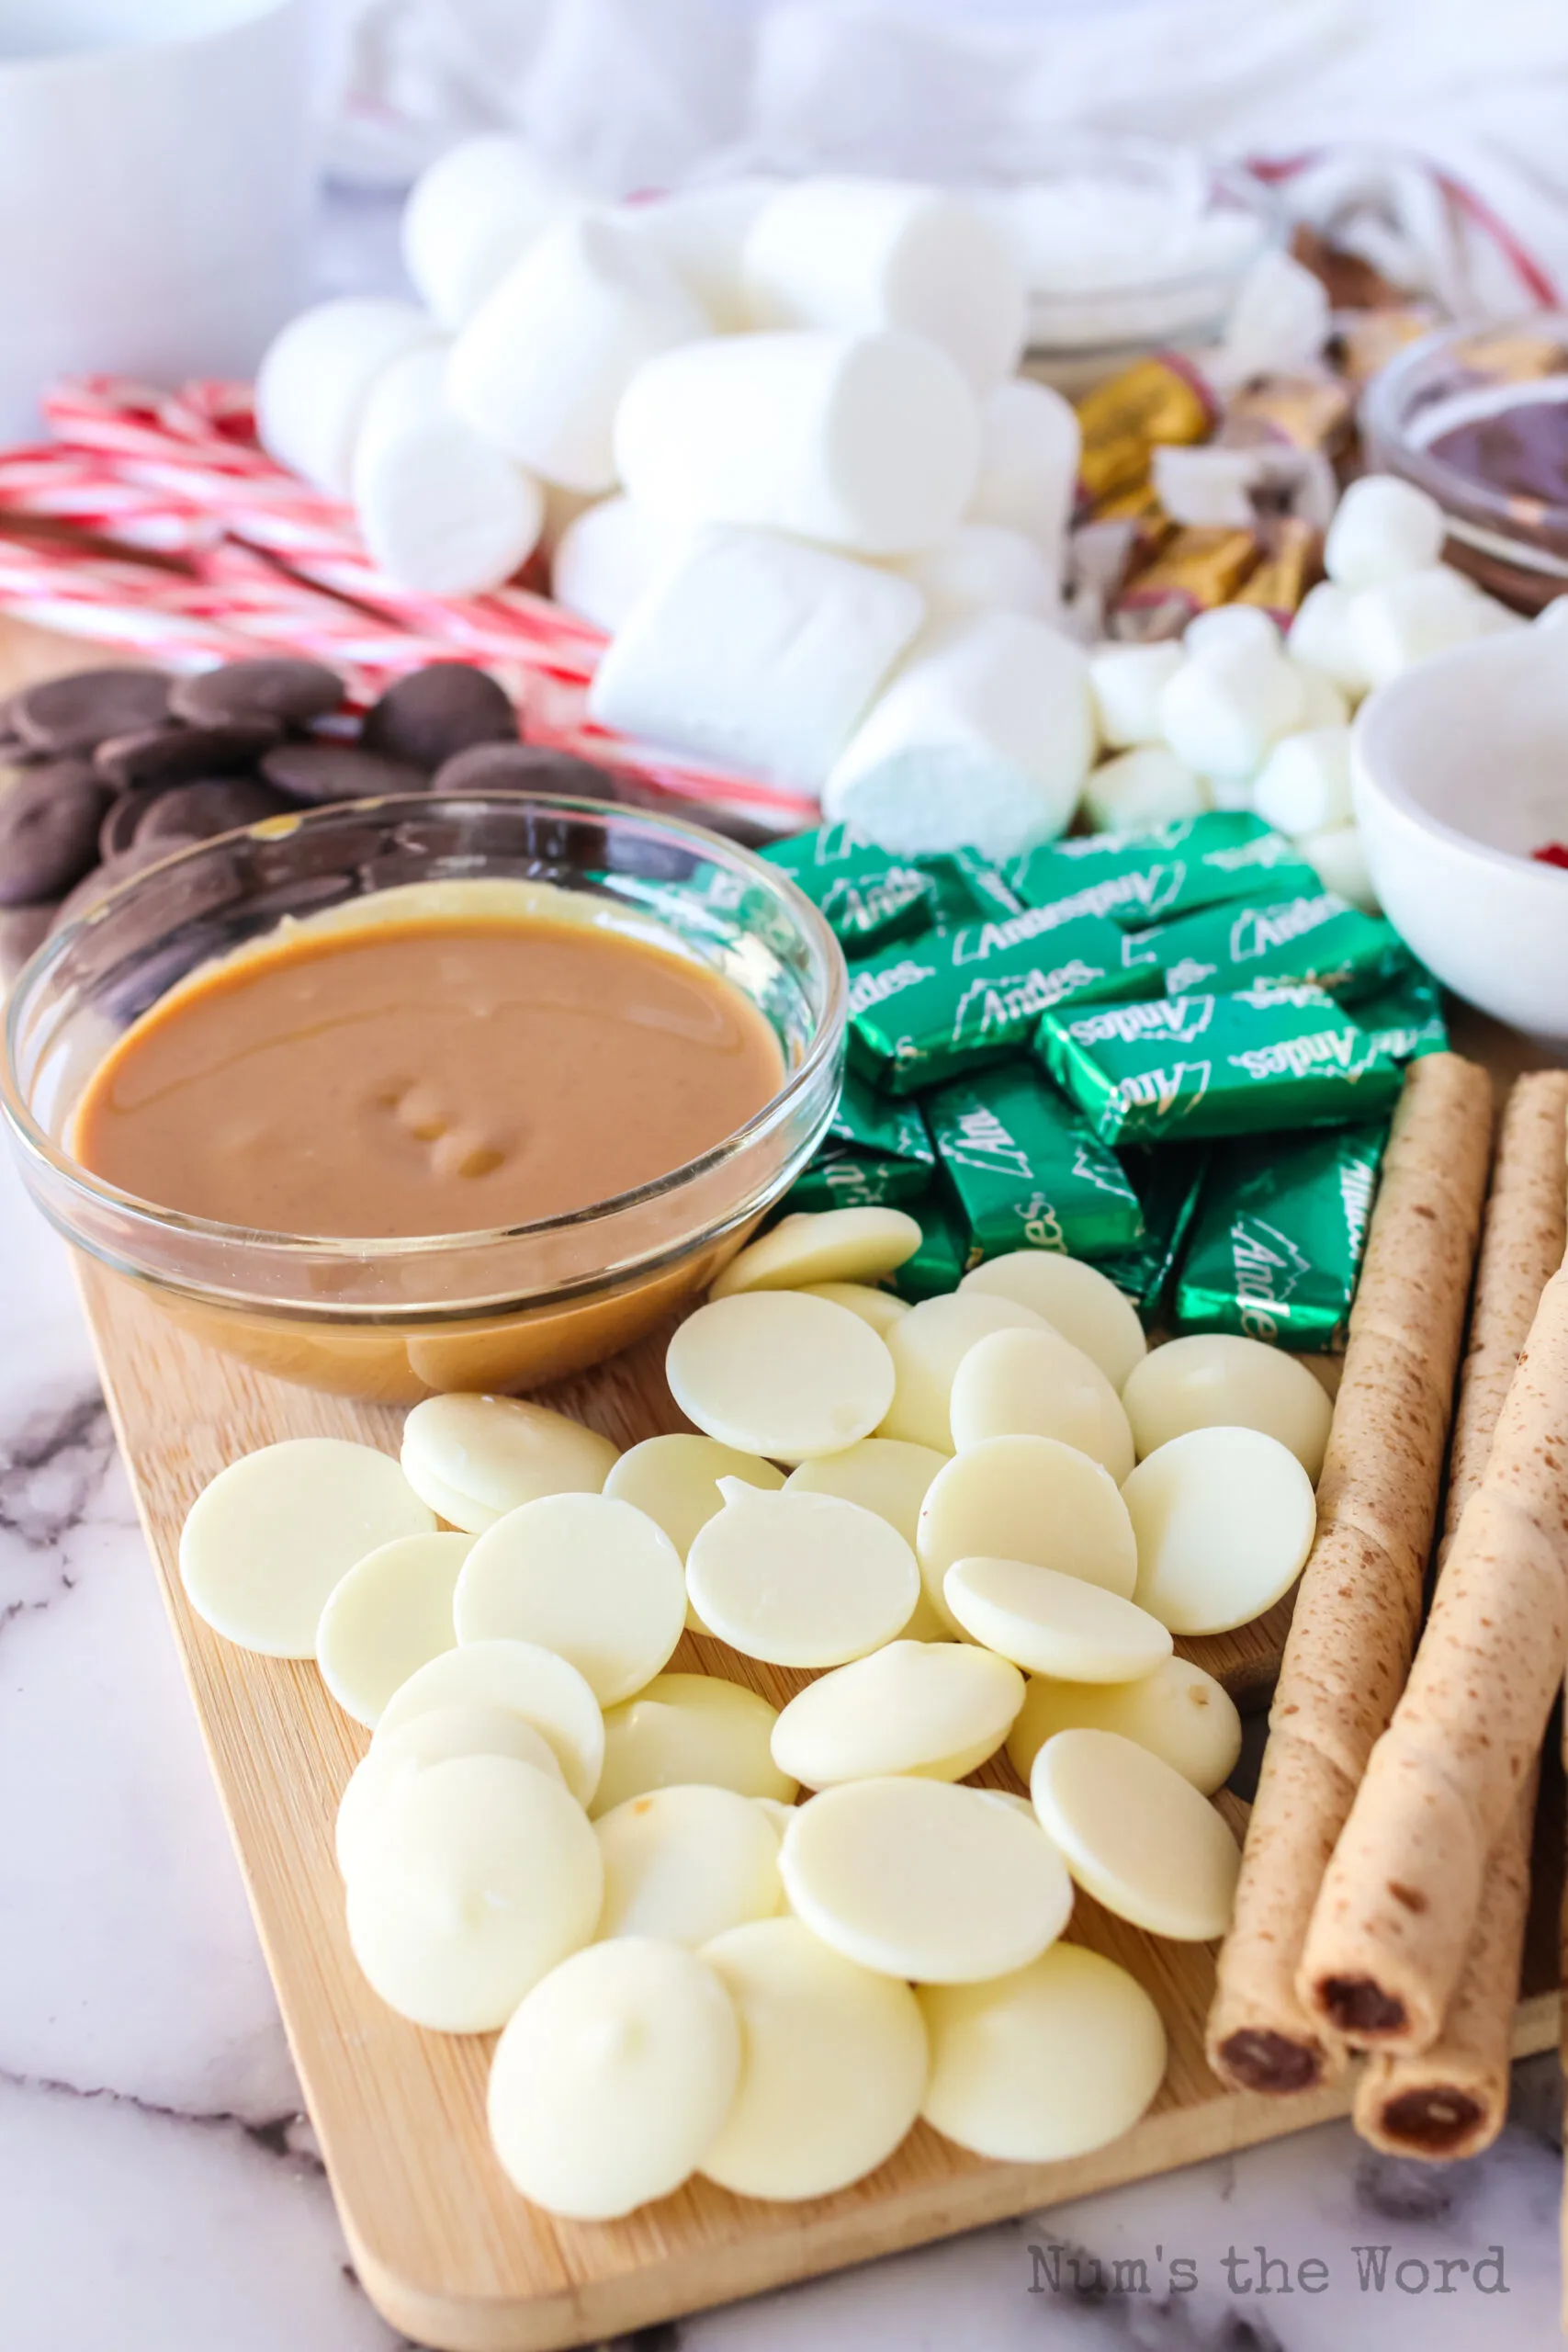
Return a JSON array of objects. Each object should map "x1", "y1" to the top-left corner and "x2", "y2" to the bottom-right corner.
[
  {"x1": 1006, "y1": 1658, "x2": 1242, "y2": 1795},
  {"x1": 376, "y1": 1636, "x2": 604, "y2": 1807},
  {"x1": 878, "y1": 1289, "x2": 1047, "y2": 1452},
  {"x1": 488, "y1": 1939, "x2": 741, "y2": 2219},
  {"x1": 919, "y1": 1944, "x2": 1166, "y2": 2162},
  {"x1": 942, "y1": 1556, "x2": 1172, "y2": 1681},
  {"x1": 1031, "y1": 1728, "x2": 1240, "y2": 1939},
  {"x1": 345, "y1": 1754, "x2": 602, "y2": 2030},
  {"x1": 1122, "y1": 1335, "x2": 1333, "y2": 1476},
  {"x1": 686, "y1": 1484, "x2": 918, "y2": 1668},
  {"x1": 948, "y1": 1323, "x2": 1135, "y2": 1478},
  {"x1": 961, "y1": 1252, "x2": 1147, "y2": 1390},
  {"x1": 400, "y1": 1393, "x2": 619, "y2": 1532},
  {"x1": 594, "y1": 1674, "x2": 795, "y2": 1819},
  {"x1": 1122, "y1": 1426, "x2": 1316, "y2": 1634},
  {"x1": 918, "y1": 1434, "x2": 1137, "y2": 1634},
  {"x1": 667, "y1": 1291, "x2": 895, "y2": 1462},
  {"x1": 797, "y1": 1281, "x2": 910, "y2": 1336},
  {"x1": 781, "y1": 1777, "x2": 1072, "y2": 1983},
  {"x1": 699, "y1": 1916, "x2": 929, "y2": 2199},
  {"x1": 604, "y1": 1435, "x2": 784, "y2": 1629},
  {"x1": 336, "y1": 1702, "x2": 563, "y2": 1881},
  {"x1": 770, "y1": 1640, "x2": 1023, "y2": 1787},
  {"x1": 179, "y1": 1439, "x2": 435, "y2": 1659},
  {"x1": 710, "y1": 1206, "x2": 921, "y2": 1298},
  {"x1": 317, "y1": 1530, "x2": 471, "y2": 1728},
  {"x1": 453, "y1": 1493, "x2": 685, "y2": 1706},
  {"x1": 594, "y1": 1784, "x2": 784, "y2": 1946},
  {"x1": 784, "y1": 1436, "x2": 946, "y2": 1548}
]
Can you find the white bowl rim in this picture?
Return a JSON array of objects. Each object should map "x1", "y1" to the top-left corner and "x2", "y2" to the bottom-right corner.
[{"x1": 1352, "y1": 631, "x2": 1568, "y2": 895}]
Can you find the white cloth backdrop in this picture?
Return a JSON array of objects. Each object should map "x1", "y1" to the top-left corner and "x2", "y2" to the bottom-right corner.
[{"x1": 321, "y1": 0, "x2": 1568, "y2": 311}]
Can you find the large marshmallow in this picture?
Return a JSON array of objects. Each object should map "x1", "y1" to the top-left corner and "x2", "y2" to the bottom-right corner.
[
  {"x1": 1157, "y1": 640, "x2": 1308, "y2": 783},
  {"x1": 968, "y1": 379, "x2": 1080, "y2": 554},
  {"x1": 1089, "y1": 640, "x2": 1183, "y2": 750},
  {"x1": 897, "y1": 525, "x2": 1059, "y2": 623},
  {"x1": 613, "y1": 330, "x2": 980, "y2": 559},
  {"x1": 402, "y1": 136, "x2": 581, "y2": 330},
  {"x1": 823, "y1": 612, "x2": 1095, "y2": 862},
  {"x1": 623, "y1": 180, "x2": 781, "y2": 330},
  {"x1": 447, "y1": 213, "x2": 707, "y2": 492},
  {"x1": 1324, "y1": 474, "x2": 1445, "y2": 590},
  {"x1": 587, "y1": 526, "x2": 925, "y2": 792},
  {"x1": 255, "y1": 298, "x2": 438, "y2": 497},
  {"x1": 742, "y1": 178, "x2": 1027, "y2": 393},
  {"x1": 351, "y1": 343, "x2": 546, "y2": 594},
  {"x1": 552, "y1": 496, "x2": 690, "y2": 633},
  {"x1": 1252, "y1": 726, "x2": 1354, "y2": 839},
  {"x1": 1350, "y1": 566, "x2": 1520, "y2": 688},
  {"x1": 1084, "y1": 745, "x2": 1203, "y2": 834},
  {"x1": 1287, "y1": 581, "x2": 1371, "y2": 701}
]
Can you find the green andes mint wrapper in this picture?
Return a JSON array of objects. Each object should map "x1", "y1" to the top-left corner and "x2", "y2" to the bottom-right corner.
[
  {"x1": 1035, "y1": 978, "x2": 1403, "y2": 1145},
  {"x1": 1120, "y1": 890, "x2": 1410, "y2": 1004},
  {"x1": 828, "y1": 1065, "x2": 935, "y2": 1167},
  {"x1": 1007, "y1": 811, "x2": 1317, "y2": 933},
  {"x1": 1099, "y1": 1144, "x2": 1211, "y2": 1316},
  {"x1": 848, "y1": 907, "x2": 1144, "y2": 1096},
  {"x1": 1173, "y1": 1120, "x2": 1388, "y2": 1350},
  {"x1": 784, "y1": 1152, "x2": 932, "y2": 1213},
  {"x1": 1347, "y1": 963, "x2": 1448, "y2": 1064},
  {"x1": 924, "y1": 1060, "x2": 1144, "y2": 1264},
  {"x1": 917, "y1": 847, "x2": 1024, "y2": 927},
  {"x1": 892, "y1": 1190, "x2": 970, "y2": 1301},
  {"x1": 761, "y1": 824, "x2": 935, "y2": 953}
]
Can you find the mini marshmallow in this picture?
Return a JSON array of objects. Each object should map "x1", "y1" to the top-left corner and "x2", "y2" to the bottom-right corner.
[
  {"x1": 1156, "y1": 639, "x2": 1308, "y2": 783},
  {"x1": 588, "y1": 526, "x2": 924, "y2": 792},
  {"x1": 352, "y1": 345, "x2": 546, "y2": 596},
  {"x1": 1183, "y1": 605, "x2": 1280, "y2": 665},
  {"x1": 743, "y1": 178, "x2": 1027, "y2": 393},
  {"x1": 402, "y1": 136, "x2": 581, "y2": 330},
  {"x1": 1350, "y1": 565, "x2": 1520, "y2": 689},
  {"x1": 623, "y1": 179, "x2": 781, "y2": 329},
  {"x1": 968, "y1": 379, "x2": 1080, "y2": 554},
  {"x1": 897, "y1": 525, "x2": 1060, "y2": 623},
  {"x1": 1252, "y1": 725, "x2": 1354, "y2": 839},
  {"x1": 1083, "y1": 745, "x2": 1203, "y2": 834},
  {"x1": 1298, "y1": 822, "x2": 1380, "y2": 914},
  {"x1": 614, "y1": 329, "x2": 980, "y2": 559},
  {"x1": 1089, "y1": 640, "x2": 1184, "y2": 749},
  {"x1": 1287, "y1": 581, "x2": 1371, "y2": 701},
  {"x1": 255, "y1": 298, "x2": 438, "y2": 497},
  {"x1": 551, "y1": 496, "x2": 690, "y2": 633},
  {"x1": 1200, "y1": 771, "x2": 1256, "y2": 813},
  {"x1": 448, "y1": 212, "x2": 706, "y2": 492},
  {"x1": 1205, "y1": 251, "x2": 1330, "y2": 392},
  {"x1": 1152, "y1": 445, "x2": 1258, "y2": 530},
  {"x1": 1291, "y1": 662, "x2": 1350, "y2": 729},
  {"x1": 824, "y1": 612, "x2": 1095, "y2": 862},
  {"x1": 1324, "y1": 473, "x2": 1445, "y2": 590}
]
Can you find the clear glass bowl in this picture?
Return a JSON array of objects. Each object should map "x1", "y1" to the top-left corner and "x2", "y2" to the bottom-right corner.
[
  {"x1": 2, "y1": 793, "x2": 845, "y2": 1401},
  {"x1": 1361, "y1": 314, "x2": 1568, "y2": 613},
  {"x1": 965, "y1": 136, "x2": 1281, "y2": 395}
]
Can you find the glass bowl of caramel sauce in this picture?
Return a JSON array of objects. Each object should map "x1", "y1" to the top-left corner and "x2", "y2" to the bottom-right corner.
[{"x1": 2, "y1": 793, "x2": 846, "y2": 1400}]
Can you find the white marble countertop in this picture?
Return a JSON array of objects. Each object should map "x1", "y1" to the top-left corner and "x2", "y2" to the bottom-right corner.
[{"x1": 0, "y1": 1138, "x2": 1560, "y2": 2352}]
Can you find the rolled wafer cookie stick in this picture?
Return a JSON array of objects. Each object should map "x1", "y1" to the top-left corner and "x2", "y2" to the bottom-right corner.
[
  {"x1": 1352, "y1": 1070, "x2": 1567, "y2": 2156},
  {"x1": 1299, "y1": 1095, "x2": 1568, "y2": 2055},
  {"x1": 1206, "y1": 1053, "x2": 1493, "y2": 2096}
]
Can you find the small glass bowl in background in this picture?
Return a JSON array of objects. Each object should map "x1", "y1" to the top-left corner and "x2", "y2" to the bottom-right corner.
[
  {"x1": 1361, "y1": 314, "x2": 1568, "y2": 614},
  {"x1": 1, "y1": 794, "x2": 846, "y2": 1402},
  {"x1": 965, "y1": 136, "x2": 1281, "y2": 395}
]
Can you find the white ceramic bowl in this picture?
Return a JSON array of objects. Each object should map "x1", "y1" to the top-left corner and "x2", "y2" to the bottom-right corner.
[{"x1": 1352, "y1": 626, "x2": 1568, "y2": 1039}]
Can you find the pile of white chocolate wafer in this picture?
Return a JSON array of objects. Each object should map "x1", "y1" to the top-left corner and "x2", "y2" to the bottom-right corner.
[{"x1": 1208, "y1": 1053, "x2": 1567, "y2": 2159}]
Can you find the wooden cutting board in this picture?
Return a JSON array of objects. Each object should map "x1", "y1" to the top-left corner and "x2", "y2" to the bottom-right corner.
[
  {"x1": 75, "y1": 1261, "x2": 1559, "y2": 2352},
  {"x1": 6, "y1": 611, "x2": 1558, "y2": 2349}
]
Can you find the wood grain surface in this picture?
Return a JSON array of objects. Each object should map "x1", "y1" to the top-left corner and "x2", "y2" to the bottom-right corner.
[{"x1": 6, "y1": 616, "x2": 1556, "y2": 2352}]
